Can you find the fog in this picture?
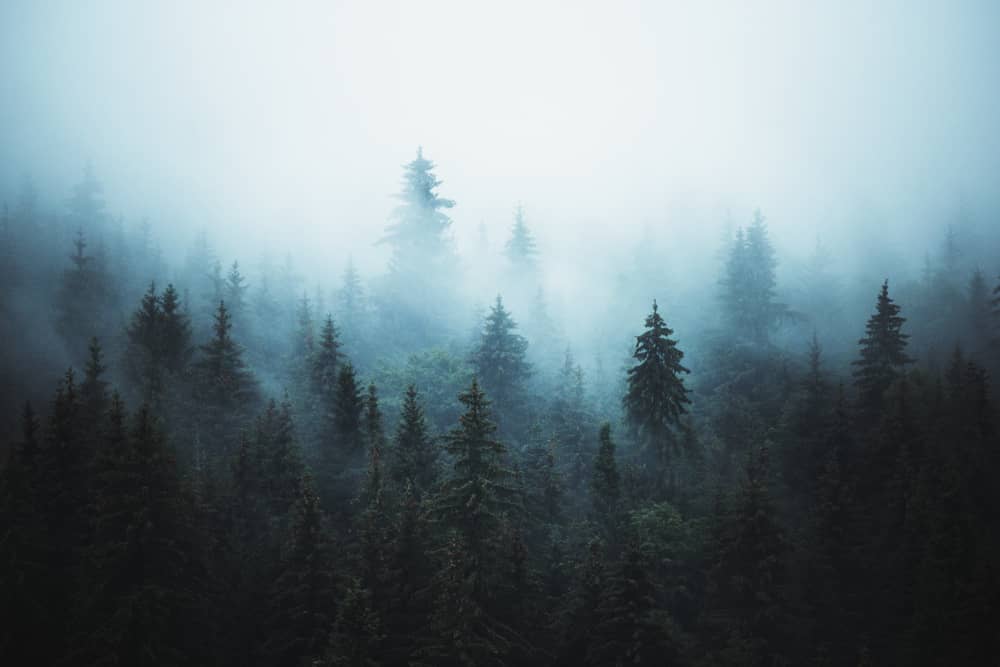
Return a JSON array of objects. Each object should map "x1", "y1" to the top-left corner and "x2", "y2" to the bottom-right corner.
[
  {"x1": 5, "y1": 1, "x2": 1000, "y2": 268},
  {"x1": 4, "y1": 3, "x2": 1000, "y2": 664}
]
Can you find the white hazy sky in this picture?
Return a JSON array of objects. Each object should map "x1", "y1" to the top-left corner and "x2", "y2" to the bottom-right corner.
[{"x1": 2, "y1": 0, "x2": 999, "y2": 277}]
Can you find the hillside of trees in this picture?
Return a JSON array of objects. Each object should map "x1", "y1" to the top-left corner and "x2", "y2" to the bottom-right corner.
[{"x1": 2, "y1": 153, "x2": 1000, "y2": 666}]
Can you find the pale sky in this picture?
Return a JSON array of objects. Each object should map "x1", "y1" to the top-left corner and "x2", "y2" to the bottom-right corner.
[{"x1": 2, "y1": 0, "x2": 999, "y2": 280}]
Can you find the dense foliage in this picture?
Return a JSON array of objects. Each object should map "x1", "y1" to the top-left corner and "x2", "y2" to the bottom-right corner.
[{"x1": 2, "y1": 155, "x2": 1000, "y2": 666}]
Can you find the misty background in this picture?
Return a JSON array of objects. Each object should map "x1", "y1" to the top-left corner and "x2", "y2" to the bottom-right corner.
[{"x1": 3, "y1": 3, "x2": 1000, "y2": 665}]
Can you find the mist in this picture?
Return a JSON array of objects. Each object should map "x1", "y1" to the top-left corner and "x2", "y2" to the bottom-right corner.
[{"x1": 2, "y1": 2, "x2": 1000, "y2": 665}]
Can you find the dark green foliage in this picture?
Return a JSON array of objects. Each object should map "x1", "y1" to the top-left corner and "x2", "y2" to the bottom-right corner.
[
  {"x1": 586, "y1": 540, "x2": 677, "y2": 666},
  {"x1": 472, "y1": 296, "x2": 532, "y2": 437},
  {"x1": 72, "y1": 399, "x2": 202, "y2": 666},
  {"x1": 389, "y1": 384, "x2": 437, "y2": 499},
  {"x1": 334, "y1": 362, "x2": 365, "y2": 455},
  {"x1": 852, "y1": 280, "x2": 913, "y2": 421},
  {"x1": 322, "y1": 578, "x2": 385, "y2": 666},
  {"x1": 590, "y1": 423, "x2": 620, "y2": 534},
  {"x1": 704, "y1": 444, "x2": 787, "y2": 666},
  {"x1": 421, "y1": 379, "x2": 526, "y2": 665},
  {"x1": 194, "y1": 300, "x2": 257, "y2": 408},
  {"x1": 623, "y1": 300, "x2": 691, "y2": 476},
  {"x1": 0, "y1": 403, "x2": 47, "y2": 660},
  {"x1": 265, "y1": 473, "x2": 337, "y2": 666}
]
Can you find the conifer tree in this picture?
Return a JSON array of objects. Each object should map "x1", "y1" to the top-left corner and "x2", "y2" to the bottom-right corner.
[
  {"x1": 471, "y1": 295, "x2": 532, "y2": 435},
  {"x1": 312, "y1": 315, "x2": 342, "y2": 411},
  {"x1": 322, "y1": 578, "x2": 384, "y2": 666},
  {"x1": 126, "y1": 282, "x2": 164, "y2": 402},
  {"x1": 504, "y1": 203, "x2": 538, "y2": 270},
  {"x1": 80, "y1": 336, "x2": 109, "y2": 424},
  {"x1": 266, "y1": 473, "x2": 337, "y2": 666},
  {"x1": 334, "y1": 362, "x2": 365, "y2": 456},
  {"x1": 587, "y1": 540, "x2": 676, "y2": 666},
  {"x1": 224, "y1": 260, "x2": 248, "y2": 318},
  {"x1": 720, "y1": 210, "x2": 786, "y2": 344},
  {"x1": 705, "y1": 444, "x2": 787, "y2": 666},
  {"x1": 73, "y1": 398, "x2": 199, "y2": 665},
  {"x1": 422, "y1": 380, "x2": 525, "y2": 664},
  {"x1": 852, "y1": 280, "x2": 913, "y2": 420},
  {"x1": 389, "y1": 384, "x2": 437, "y2": 498},
  {"x1": 380, "y1": 147, "x2": 456, "y2": 275},
  {"x1": 160, "y1": 283, "x2": 192, "y2": 373},
  {"x1": 623, "y1": 300, "x2": 690, "y2": 479},
  {"x1": 591, "y1": 423, "x2": 620, "y2": 534},
  {"x1": 197, "y1": 300, "x2": 256, "y2": 401},
  {"x1": 193, "y1": 301, "x2": 258, "y2": 455},
  {"x1": 557, "y1": 537, "x2": 606, "y2": 666},
  {"x1": 0, "y1": 403, "x2": 47, "y2": 661}
]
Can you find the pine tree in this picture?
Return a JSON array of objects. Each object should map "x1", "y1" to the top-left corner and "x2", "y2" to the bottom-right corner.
[
  {"x1": 587, "y1": 540, "x2": 677, "y2": 666},
  {"x1": 591, "y1": 423, "x2": 620, "y2": 534},
  {"x1": 339, "y1": 257, "x2": 366, "y2": 337},
  {"x1": 196, "y1": 301, "x2": 256, "y2": 405},
  {"x1": 294, "y1": 292, "x2": 316, "y2": 361},
  {"x1": 73, "y1": 398, "x2": 200, "y2": 665},
  {"x1": 56, "y1": 228, "x2": 111, "y2": 358},
  {"x1": 382, "y1": 480, "x2": 432, "y2": 664},
  {"x1": 380, "y1": 147, "x2": 456, "y2": 275},
  {"x1": 852, "y1": 280, "x2": 913, "y2": 420},
  {"x1": 389, "y1": 384, "x2": 437, "y2": 499},
  {"x1": 720, "y1": 210, "x2": 786, "y2": 344},
  {"x1": 266, "y1": 473, "x2": 337, "y2": 666},
  {"x1": 193, "y1": 301, "x2": 258, "y2": 457},
  {"x1": 557, "y1": 537, "x2": 606, "y2": 666},
  {"x1": 705, "y1": 444, "x2": 787, "y2": 666},
  {"x1": 504, "y1": 203, "x2": 538, "y2": 270},
  {"x1": 126, "y1": 282, "x2": 164, "y2": 402},
  {"x1": 224, "y1": 260, "x2": 248, "y2": 320},
  {"x1": 80, "y1": 336, "x2": 109, "y2": 424},
  {"x1": 322, "y1": 578, "x2": 384, "y2": 666},
  {"x1": 471, "y1": 295, "x2": 532, "y2": 436},
  {"x1": 0, "y1": 403, "x2": 47, "y2": 661},
  {"x1": 422, "y1": 380, "x2": 525, "y2": 664},
  {"x1": 159, "y1": 283, "x2": 192, "y2": 373},
  {"x1": 312, "y1": 315, "x2": 342, "y2": 412},
  {"x1": 623, "y1": 300, "x2": 690, "y2": 479},
  {"x1": 334, "y1": 362, "x2": 365, "y2": 456}
]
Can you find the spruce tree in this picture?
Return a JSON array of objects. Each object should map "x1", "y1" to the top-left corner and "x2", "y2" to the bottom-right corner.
[
  {"x1": 334, "y1": 362, "x2": 365, "y2": 456},
  {"x1": 266, "y1": 473, "x2": 337, "y2": 666},
  {"x1": 80, "y1": 336, "x2": 109, "y2": 425},
  {"x1": 852, "y1": 280, "x2": 913, "y2": 420},
  {"x1": 193, "y1": 301, "x2": 258, "y2": 457},
  {"x1": 471, "y1": 295, "x2": 532, "y2": 435},
  {"x1": 422, "y1": 379, "x2": 525, "y2": 664},
  {"x1": 159, "y1": 283, "x2": 192, "y2": 373},
  {"x1": 590, "y1": 423, "x2": 620, "y2": 535},
  {"x1": 322, "y1": 578, "x2": 384, "y2": 666},
  {"x1": 312, "y1": 315, "x2": 342, "y2": 422},
  {"x1": 126, "y1": 282, "x2": 164, "y2": 402},
  {"x1": 504, "y1": 203, "x2": 538, "y2": 270},
  {"x1": 73, "y1": 398, "x2": 200, "y2": 665},
  {"x1": 0, "y1": 403, "x2": 47, "y2": 661},
  {"x1": 720, "y1": 210, "x2": 786, "y2": 344},
  {"x1": 623, "y1": 300, "x2": 690, "y2": 478},
  {"x1": 587, "y1": 540, "x2": 676, "y2": 666},
  {"x1": 389, "y1": 384, "x2": 437, "y2": 498},
  {"x1": 380, "y1": 147, "x2": 456, "y2": 275},
  {"x1": 705, "y1": 444, "x2": 787, "y2": 666}
]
